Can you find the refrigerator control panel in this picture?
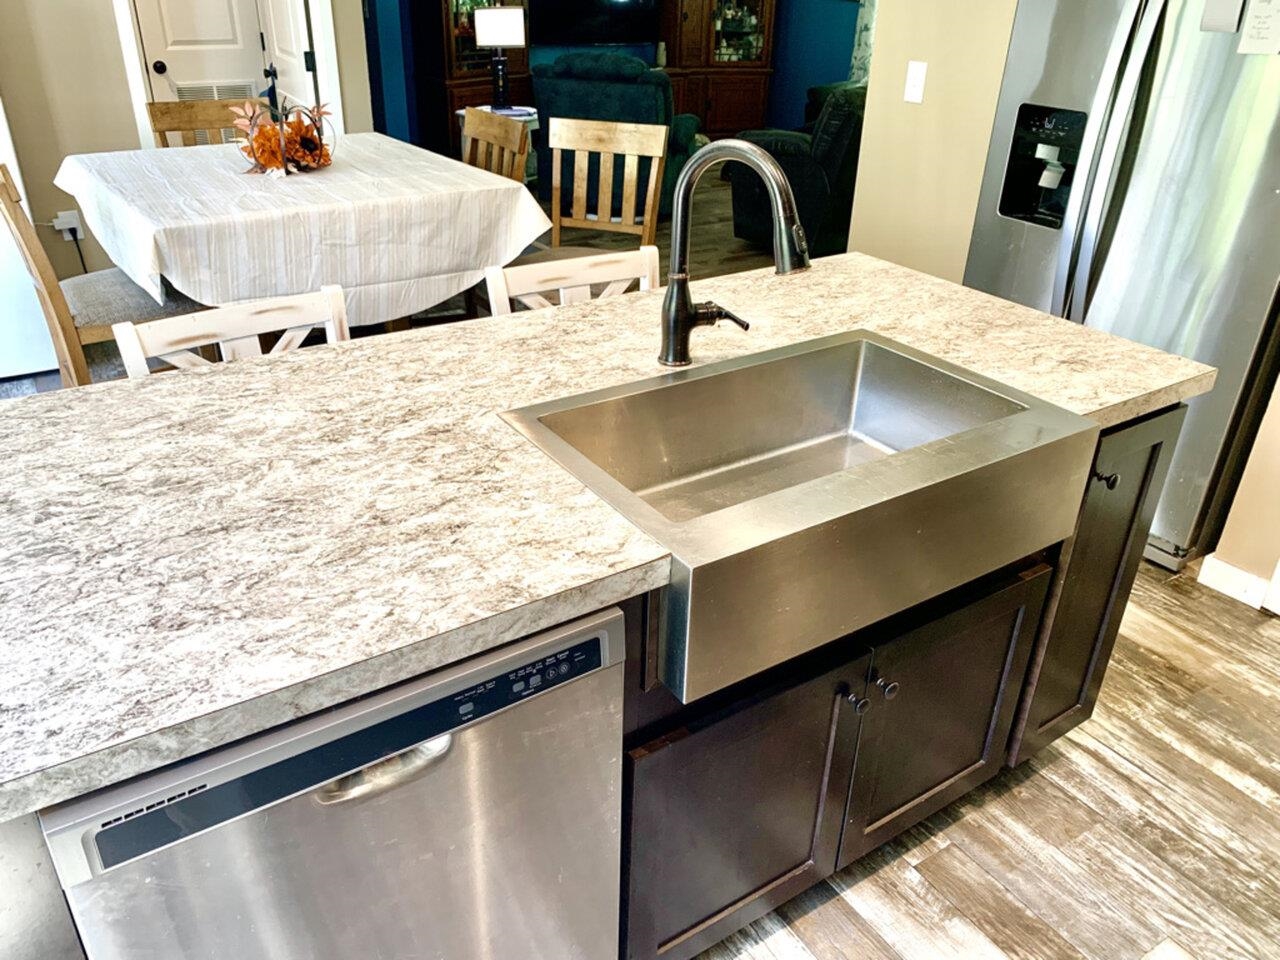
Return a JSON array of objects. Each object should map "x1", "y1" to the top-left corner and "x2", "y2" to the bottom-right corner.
[{"x1": 999, "y1": 103, "x2": 1088, "y2": 230}]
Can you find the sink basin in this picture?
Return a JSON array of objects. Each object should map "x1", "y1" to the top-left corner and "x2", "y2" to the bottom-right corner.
[{"x1": 504, "y1": 331, "x2": 1098, "y2": 702}]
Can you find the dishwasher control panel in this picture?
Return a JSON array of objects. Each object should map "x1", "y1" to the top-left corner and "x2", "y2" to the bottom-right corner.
[{"x1": 451, "y1": 637, "x2": 602, "y2": 721}]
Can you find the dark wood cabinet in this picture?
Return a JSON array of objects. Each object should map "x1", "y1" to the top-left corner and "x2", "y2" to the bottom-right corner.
[
  {"x1": 838, "y1": 566, "x2": 1050, "y2": 866},
  {"x1": 623, "y1": 561, "x2": 1051, "y2": 959},
  {"x1": 625, "y1": 655, "x2": 867, "y2": 960},
  {"x1": 660, "y1": 0, "x2": 775, "y2": 138},
  {"x1": 704, "y1": 72, "x2": 771, "y2": 135},
  {"x1": 1009, "y1": 405, "x2": 1186, "y2": 765}
]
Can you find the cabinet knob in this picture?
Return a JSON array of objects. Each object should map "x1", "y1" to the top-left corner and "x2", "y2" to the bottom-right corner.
[
  {"x1": 876, "y1": 677, "x2": 900, "y2": 700},
  {"x1": 846, "y1": 694, "x2": 871, "y2": 715},
  {"x1": 1092, "y1": 469, "x2": 1120, "y2": 490}
]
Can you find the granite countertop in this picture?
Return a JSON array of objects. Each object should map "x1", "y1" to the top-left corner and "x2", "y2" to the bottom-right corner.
[{"x1": 0, "y1": 253, "x2": 1215, "y2": 821}]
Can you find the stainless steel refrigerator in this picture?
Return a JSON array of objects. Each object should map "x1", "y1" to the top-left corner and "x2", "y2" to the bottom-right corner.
[{"x1": 964, "y1": 0, "x2": 1280, "y2": 569}]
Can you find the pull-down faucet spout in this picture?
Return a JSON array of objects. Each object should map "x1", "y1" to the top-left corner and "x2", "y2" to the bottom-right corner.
[{"x1": 659, "y1": 139, "x2": 810, "y2": 366}]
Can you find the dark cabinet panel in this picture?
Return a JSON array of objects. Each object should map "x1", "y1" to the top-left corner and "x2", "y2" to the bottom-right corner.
[
  {"x1": 1010, "y1": 405, "x2": 1185, "y2": 764},
  {"x1": 676, "y1": 0, "x2": 707, "y2": 67},
  {"x1": 624, "y1": 655, "x2": 869, "y2": 960},
  {"x1": 838, "y1": 566, "x2": 1050, "y2": 867},
  {"x1": 705, "y1": 73, "x2": 771, "y2": 136}
]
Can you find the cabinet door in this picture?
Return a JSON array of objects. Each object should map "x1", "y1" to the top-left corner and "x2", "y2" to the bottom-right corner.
[
  {"x1": 676, "y1": 0, "x2": 707, "y2": 67},
  {"x1": 625, "y1": 654, "x2": 869, "y2": 960},
  {"x1": 1010, "y1": 405, "x2": 1186, "y2": 764},
  {"x1": 838, "y1": 566, "x2": 1051, "y2": 868},
  {"x1": 705, "y1": 73, "x2": 770, "y2": 136}
]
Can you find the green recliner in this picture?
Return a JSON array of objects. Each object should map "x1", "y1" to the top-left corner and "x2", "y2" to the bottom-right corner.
[
  {"x1": 723, "y1": 83, "x2": 867, "y2": 258},
  {"x1": 531, "y1": 53, "x2": 701, "y2": 219}
]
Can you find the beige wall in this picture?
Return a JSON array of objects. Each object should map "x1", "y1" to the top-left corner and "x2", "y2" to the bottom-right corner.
[
  {"x1": 0, "y1": 0, "x2": 373, "y2": 282},
  {"x1": 0, "y1": 0, "x2": 140, "y2": 278},
  {"x1": 847, "y1": 0, "x2": 1017, "y2": 282},
  {"x1": 1213, "y1": 381, "x2": 1280, "y2": 582},
  {"x1": 333, "y1": 0, "x2": 375, "y2": 134}
]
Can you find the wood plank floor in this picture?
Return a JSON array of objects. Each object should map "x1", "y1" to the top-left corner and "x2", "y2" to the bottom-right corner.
[{"x1": 697, "y1": 563, "x2": 1280, "y2": 960}]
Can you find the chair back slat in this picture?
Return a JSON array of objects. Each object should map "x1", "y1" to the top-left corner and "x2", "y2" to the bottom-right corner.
[
  {"x1": 461, "y1": 108, "x2": 529, "y2": 184},
  {"x1": 112, "y1": 286, "x2": 349, "y2": 378},
  {"x1": 620, "y1": 154, "x2": 640, "y2": 228},
  {"x1": 0, "y1": 164, "x2": 89, "y2": 386},
  {"x1": 571, "y1": 149, "x2": 590, "y2": 221},
  {"x1": 148, "y1": 100, "x2": 258, "y2": 149},
  {"x1": 546, "y1": 118, "x2": 668, "y2": 247},
  {"x1": 595, "y1": 152, "x2": 615, "y2": 222},
  {"x1": 484, "y1": 246, "x2": 660, "y2": 316}
]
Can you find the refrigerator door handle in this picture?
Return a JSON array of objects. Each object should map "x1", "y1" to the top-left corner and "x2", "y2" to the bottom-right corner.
[
  {"x1": 1068, "y1": 0, "x2": 1169, "y2": 322},
  {"x1": 1051, "y1": 0, "x2": 1146, "y2": 317}
]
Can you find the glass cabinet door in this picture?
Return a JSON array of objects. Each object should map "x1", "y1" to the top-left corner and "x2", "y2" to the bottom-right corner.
[{"x1": 710, "y1": 0, "x2": 767, "y2": 65}]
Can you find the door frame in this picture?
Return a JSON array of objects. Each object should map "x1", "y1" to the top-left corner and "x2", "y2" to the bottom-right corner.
[{"x1": 110, "y1": 0, "x2": 349, "y2": 147}]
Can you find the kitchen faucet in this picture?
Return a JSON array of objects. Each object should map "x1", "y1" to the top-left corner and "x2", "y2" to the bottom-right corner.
[{"x1": 659, "y1": 139, "x2": 810, "y2": 366}]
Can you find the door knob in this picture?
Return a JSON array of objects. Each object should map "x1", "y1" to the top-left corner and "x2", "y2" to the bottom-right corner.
[
  {"x1": 846, "y1": 695, "x2": 871, "y2": 715},
  {"x1": 875, "y1": 677, "x2": 900, "y2": 700},
  {"x1": 152, "y1": 60, "x2": 168, "y2": 75}
]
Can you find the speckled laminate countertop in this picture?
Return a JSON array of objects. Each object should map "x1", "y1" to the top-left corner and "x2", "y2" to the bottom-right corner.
[{"x1": 0, "y1": 253, "x2": 1215, "y2": 821}]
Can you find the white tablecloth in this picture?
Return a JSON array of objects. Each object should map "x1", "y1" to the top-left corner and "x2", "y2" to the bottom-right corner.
[{"x1": 54, "y1": 132, "x2": 550, "y2": 326}]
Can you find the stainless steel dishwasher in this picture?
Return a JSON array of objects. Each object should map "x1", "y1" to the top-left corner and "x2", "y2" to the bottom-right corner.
[{"x1": 40, "y1": 608, "x2": 625, "y2": 960}]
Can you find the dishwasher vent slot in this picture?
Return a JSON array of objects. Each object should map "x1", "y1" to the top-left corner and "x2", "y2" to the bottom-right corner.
[{"x1": 100, "y1": 784, "x2": 208, "y2": 829}]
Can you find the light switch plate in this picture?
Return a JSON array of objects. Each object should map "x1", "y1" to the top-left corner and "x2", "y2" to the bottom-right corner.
[
  {"x1": 1201, "y1": 0, "x2": 1245, "y2": 31},
  {"x1": 904, "y1": 60, "x2": 928, "y2": 104}
]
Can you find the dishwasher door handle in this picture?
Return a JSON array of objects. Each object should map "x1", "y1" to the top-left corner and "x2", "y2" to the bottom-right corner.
[{"x1": 314, "y1": 733, "x2": 454, "y2": 806}]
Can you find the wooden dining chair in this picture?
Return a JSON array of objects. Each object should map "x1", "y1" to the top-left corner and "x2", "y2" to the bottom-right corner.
[
  {"x1": 0, "y1": 164, "x2": 201, "y2": 387},
  {"x1": 148, "y1": 99, "x2": 260, "y2": 148},
  {"x1": 112, "y1": 286, "x2": 349, "y2": 378},
  {"x1": 461, "y1": 107, "x2": 530, "y2": 183},
  {"x1": 484, "y1": 246, "x2": 659, "y2": 315},
  {"x1": 549, "y1": 118, "x2": 669, "y2": 247}
]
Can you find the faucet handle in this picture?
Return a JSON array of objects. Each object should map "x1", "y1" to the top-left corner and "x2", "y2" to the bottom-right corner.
[{"x1": 695, "y1": 301, "x2": 750, "y2": 331}]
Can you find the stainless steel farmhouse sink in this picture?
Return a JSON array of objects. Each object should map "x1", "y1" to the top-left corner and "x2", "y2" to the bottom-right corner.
[{"x1": 504, "y1": 331, "x2": 1099, "y2": 702}]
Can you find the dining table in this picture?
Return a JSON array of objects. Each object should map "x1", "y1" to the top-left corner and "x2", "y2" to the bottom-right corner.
[{"x1": 53, "y1": 132, "x2": 551, "y2": 327}]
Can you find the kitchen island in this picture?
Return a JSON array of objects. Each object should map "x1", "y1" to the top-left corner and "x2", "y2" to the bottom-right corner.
[{"x1": 0, "y1": 252, "x2": 1214, "y2": 958}]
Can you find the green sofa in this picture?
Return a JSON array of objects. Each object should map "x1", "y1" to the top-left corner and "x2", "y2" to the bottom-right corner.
[
  {"x1": 723, "y1": 82, "x2": 867, "y2": 257},
  {"x1": 531, "y1": 53, "x2": 701, "y2": 218}
]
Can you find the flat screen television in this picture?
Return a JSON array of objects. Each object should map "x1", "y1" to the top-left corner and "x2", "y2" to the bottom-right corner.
[{"x1": 527, "y1": 0, "x2": 661, "y2": 47}]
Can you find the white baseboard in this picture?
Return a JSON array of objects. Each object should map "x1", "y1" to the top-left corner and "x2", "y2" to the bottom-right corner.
[
  {"x1": 1264, "y1": 561, "x2": 1280, "y2": 616},
  {"x1": 1198, "y1": 554, "x2": 1272, "y2": 610}
]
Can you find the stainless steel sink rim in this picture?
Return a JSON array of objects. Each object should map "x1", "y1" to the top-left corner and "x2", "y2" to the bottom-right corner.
[{"x1": 502, "y1": 331, "x2": 1073, "y2": 563}]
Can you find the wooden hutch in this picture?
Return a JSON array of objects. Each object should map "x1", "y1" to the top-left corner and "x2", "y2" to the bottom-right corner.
[{"x1": 661, "y1": 0, "x2": 777, "y2": 138}]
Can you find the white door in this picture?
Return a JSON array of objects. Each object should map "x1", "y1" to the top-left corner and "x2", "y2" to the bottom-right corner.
[
  {"x1": 258, "y1": 0, "x2": 321, "y2": 109},
  {"x1": 0, "y1": 96, "x2": 57, "y2": 379},
  {"x1": 133, "y1": 0, "x2": 266, "y2": 104}
]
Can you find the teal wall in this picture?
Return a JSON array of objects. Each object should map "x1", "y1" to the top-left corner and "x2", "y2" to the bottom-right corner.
[{"x1": 767, "y1": 0, "x2": 860, "y2": 129}]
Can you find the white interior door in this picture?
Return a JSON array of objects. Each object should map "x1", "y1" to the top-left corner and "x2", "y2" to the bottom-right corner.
[
  {"x1": 0, "y1": 96, "x2": 56, "y2": 379},
  {"x1": 258, "y1": 0, "x2": 321, "y2": 109},
  {"x1": 133, "y1": 0, "x2": 266, "y2": 103}
]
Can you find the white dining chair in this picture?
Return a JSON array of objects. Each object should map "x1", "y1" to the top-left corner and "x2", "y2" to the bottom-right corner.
[
  {"x1": 111, "y1": 286, "x2": 349, "y2": 378},
  {"x1": 484, "y1": 246, "x2": 660, "y2": 315}
]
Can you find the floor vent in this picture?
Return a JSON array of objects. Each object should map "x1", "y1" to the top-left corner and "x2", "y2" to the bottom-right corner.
[{"x1": 100, "y1": 783, "x2": 208, "y2": 829}]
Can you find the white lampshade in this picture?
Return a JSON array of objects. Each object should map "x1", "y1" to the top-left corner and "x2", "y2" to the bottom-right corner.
[{"x1": 474, "y1": 7, "x2": 526, "y2": 48}]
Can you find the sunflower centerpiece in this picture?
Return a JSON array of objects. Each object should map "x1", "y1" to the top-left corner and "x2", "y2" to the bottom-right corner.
[{"x1": 232, "y1": 101, "x2": 334, "y2": 175}]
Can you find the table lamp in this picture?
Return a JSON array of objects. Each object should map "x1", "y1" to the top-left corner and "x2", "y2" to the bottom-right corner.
[{"x1": 474, "y1": 6, "x2": 526, "y2": 111}]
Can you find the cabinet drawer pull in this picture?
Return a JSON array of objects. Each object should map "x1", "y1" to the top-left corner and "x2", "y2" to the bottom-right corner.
[
  {"x1": 1092, "y1": 469, "x2": 1120, "y2": 490},
  {"x1": 876, "y1": 677, "x2": 900, "y2": 700},
  {"x1": 845, "y1": 693, "x2": 872, "y2": 715}
]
